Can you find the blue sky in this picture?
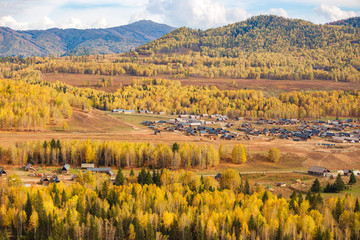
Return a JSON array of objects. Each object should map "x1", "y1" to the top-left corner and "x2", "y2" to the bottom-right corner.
[{"x1": 0, "y1": 0, "x2": 359, "y2": 30}]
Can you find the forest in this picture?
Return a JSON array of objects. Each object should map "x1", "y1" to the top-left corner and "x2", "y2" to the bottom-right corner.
[{"x1": 0, "y1": 168, "x2": 359, "y2": 240}]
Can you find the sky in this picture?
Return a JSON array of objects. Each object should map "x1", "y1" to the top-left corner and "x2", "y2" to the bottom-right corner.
[{"x1": 0, "y1": 0, "x2": 359, "y2": 30}]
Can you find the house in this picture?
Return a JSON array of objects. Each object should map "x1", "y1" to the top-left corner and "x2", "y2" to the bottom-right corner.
[
  {"x1": 40, "y1": 176, "x2": 50, "y2": 185},
  {"x1": 0, "y1": 169, "x2": 7, "y2": 176},
  {"x1": 50, "y1": 175, "x2": 60, "y2": 183},
  {"x1": 215, "y1": 173, "x2": 221, "y2": 181},
  {"x1": 24, "y1": 163, "x2": 32, "y2": 171},
  {"x1": 61, "y1": 164, "x2": 70, "y2": 173},
  {"x1": 122, "y1": 110, "x2": 136, "y2": 114},
  {"x1": 107, "y1": 171, "x2": 115, "y2": 176},
  {"x1": 158, "y1": 112, "x2": 166, "y2": 115},
  {"x1": 308, "y1": 166, "x2": 330, "y2": 176},
  {"x1": 87, "y1": 168, "x2": 112, "y2": 176},
  {"x1": 343, "y1": 169, "x2": 352, "y2": 176},
  {"x1": 277, "y1": 182, "x2": 286, "y2": 187},
  {"x1": 81, "y1": 163, "x2": 95, "y2": 169}
]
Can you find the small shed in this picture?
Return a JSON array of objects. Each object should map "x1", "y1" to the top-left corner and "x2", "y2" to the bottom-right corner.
[
  {"x1": 71, "y1": 174, "x2": 77, "y2": 181},
  {"x1": 215, "y1": 173, "x2": 222, "y2": 181},
  {"x1": 0, "y1": 169, "x2": 7, "y2": 176},
  {"x1": 81, "y1": 163, "x2": 95, "y2": 169},
  {"x1": 308, "y1": 166, "x2": 330, "y2": 176},
  {"x1": 24, "y1": 163, "x2": 32, "y2": 171},
  {"x1": 40, "y1": 176, "x2": 50, "y2": 185},
  {"x1": 62, "y1": 164, "x2": 70, "y2": 173},
  {"x1": 343, "y1": 169, "x2": 352, "y2": 176},
  {"x1": 50, "y1": 175, "x2": 60, "y2": 183},
  {"x1": 107, "y1": 171, "x2": 115, "y2": 176}
]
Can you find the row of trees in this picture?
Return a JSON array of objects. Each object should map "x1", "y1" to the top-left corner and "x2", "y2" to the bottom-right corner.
[
  {"x1": 2, "y1": 140, "x2": 224, "y2": 169},
  {"x1": 0, "y1": 169, "x2": 360, "y2": 239},
  {"x1": 31, "y1": 46, "x2": 360, "y2": 82}
]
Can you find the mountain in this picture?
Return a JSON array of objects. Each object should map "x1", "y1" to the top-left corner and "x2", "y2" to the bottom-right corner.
[
  {"x1": 327, "y1": 17, "x2": 360, "y2": 28},
  {"x1": 0, "y1": 20, "x2": 175, "y2": 57},
  {"x1": 136, "y1": 15, "x2": 360, "y2": 56}
]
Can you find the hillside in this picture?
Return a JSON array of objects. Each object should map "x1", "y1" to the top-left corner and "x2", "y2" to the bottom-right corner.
[
  {"x1": 327, "y1": 17, "x2": 360, "y2": 28},
  {"x1": 0, "y1": 20, "x2": 174, "y2": 57},
  {"x1": 136, "y1": 15, "x2": 360, "y2": 55}
]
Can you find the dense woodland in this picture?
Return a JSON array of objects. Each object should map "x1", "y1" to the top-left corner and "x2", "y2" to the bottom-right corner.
[
  {"x1": 0, "y1": 79, "x2": 74, "y2": 131},
  {"x1": 0, "y1": 169, "x2": 359, "y2": 240}
]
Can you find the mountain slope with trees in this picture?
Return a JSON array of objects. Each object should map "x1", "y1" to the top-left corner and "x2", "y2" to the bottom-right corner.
[
  {"x1": 0, "y1": 20, "x2": 175, "y2": 57},
  {"x1": 137, "y1": 15, "x2": 360, "y2": 55},
  {"x1": 327, "y1": 17, "x2": 360, "y2": 28}
]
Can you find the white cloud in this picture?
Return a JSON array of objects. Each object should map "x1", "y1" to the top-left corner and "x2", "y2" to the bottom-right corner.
[
  {"x1": 289, "y1": 0, "x2": 360, "y2": 8},
  {"x1": 143, "y1": 0, "x2": 250, "y2": 29},
  {"x1": 92, "y1": 17, "x2": 109, "y2": 28},
  {"x1": 313, "y1": 4, "x2": 358, "y2": 21},
  {"x1": 0, "y1": 15, "x2": 28, "y2": 29},
  {"x1": 269, "y1": 8, "x2": 289, "y2": 18},
  {"x1": 60, "y1": 17, "x2": 89, "y2": 29},
  {"x1": 30, "y1": 16, "x2": 56, "y2": 30}
]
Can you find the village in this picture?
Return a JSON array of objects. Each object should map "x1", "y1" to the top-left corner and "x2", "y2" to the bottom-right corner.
[{"x1": 118, "y1": 107, "x2": 360, "y2": 143}]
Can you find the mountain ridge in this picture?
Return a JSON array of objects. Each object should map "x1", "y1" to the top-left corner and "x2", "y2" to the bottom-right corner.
[
  {"x1": 136, "y1": 15, "x2": 360, "y2": 56},
  {"x1": 0, "y1": 20, "x2": 175, "y2": 57}
]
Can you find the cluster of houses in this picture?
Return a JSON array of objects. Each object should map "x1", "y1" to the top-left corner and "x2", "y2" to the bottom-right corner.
[
  {"x1": 142, "y1": 115, "x2": 239, "y2": 140},
  {"x1": 240, "y1": 118, "x2": 359, "y2": 142},
  {"x1": 308, "y1": 166, "x2": 360, "y2": 178}
]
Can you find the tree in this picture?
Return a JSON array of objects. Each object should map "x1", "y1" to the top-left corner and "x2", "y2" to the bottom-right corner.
[
  {"x1": 220, "y1": 169, "x2": 241, "y2": 191},
  {"x1": 334, "y1": 174, "x2": 345, "y2": 193},
  {"x1": 114, "y1": 167, "x2": 125, "y2": 186},
  {"x1": 219, "y1": 144, "x2": 226, "y2": 160},
  {"x1": 349, "y1": 171, "x2": 357, "y2": 185},
  {"x1": 333, "y1": 198, "x2": 343, "y2": 222},
  {"x1": 268, "y1": 147, "x2": 280, "y2": 162},
  {"x1": 172, "y1": 142, "x2": 179, "y2": 152},
  {"x1": 354, "y1": 198, "x2": 360, "y2": 212},
  {"x1": 310, "y1": 178, "x2": 321, "y2": 193},
  {"x1": 231, "y1": 144, "x2": 246, "y2": 164},
  {"x1": 244, "y1": 178, "x2": 251, "y2": 195}
]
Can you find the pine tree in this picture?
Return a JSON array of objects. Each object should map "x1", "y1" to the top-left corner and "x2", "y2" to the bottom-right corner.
[
  {"x1": 172, "y1": 142, "x2": 179, "y2": 152},
  {"x1": 248, "y1": 215, "x2": 256, "y2": 232},
  {"x1": 354, "y1": 198, "x2": 360, "y2": 212},
  {"x1": 25, "y1": 193, "x2": 32, "y2": 224},
  {"x1": 311, "y1": 178, "x2": 321, "y2": 193},
  {"x1": 114, "y1": 167, "x2": 125, "y2": 186},
  {"x1": 334, "y1": 174, "x2": 345, "y2": 193},
  {"x1": 244, "y1": 178, "x2": 251, "y2": 195},
  {"x1": 333, "y1": 198, "x2": 343, "y2": 222},
  {"x1": 349, "y1": 171, "x2": 357, "y2": 185}
]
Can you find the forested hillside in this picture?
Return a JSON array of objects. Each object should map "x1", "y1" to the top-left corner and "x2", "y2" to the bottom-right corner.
[
  {"x1": 0, "y1": 20, "x2": 174, "y2": 57},
  {"x1": 137, "y1": 15, "x2": 359, "y2": 54},
  {"x1": 327, "y1": 17, "x2": 360, "y2": 28},
  {"x1": 133, "y1": 15, "x2": 360, "y2": 82},
  {"x1": 0, "y1": 78, "x2": 90, "y2": 131}
]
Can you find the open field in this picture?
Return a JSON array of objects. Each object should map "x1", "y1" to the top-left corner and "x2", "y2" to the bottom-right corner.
[{"x1": 42, "y1": 73, "x2": 360, "y2": 93}]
